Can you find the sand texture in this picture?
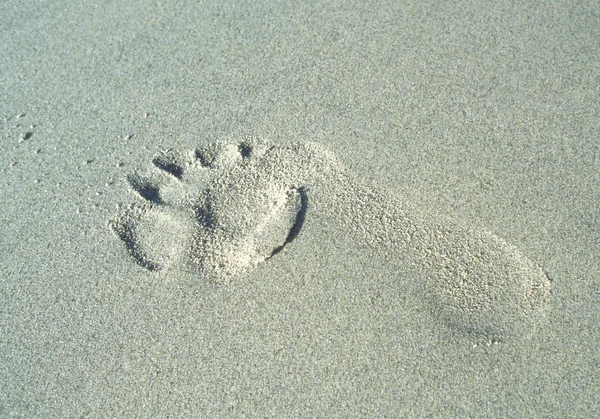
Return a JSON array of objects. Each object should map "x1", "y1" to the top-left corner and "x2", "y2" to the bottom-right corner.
[{"x1": 1, "y1": 0, "x2": 599, "y2": 417}]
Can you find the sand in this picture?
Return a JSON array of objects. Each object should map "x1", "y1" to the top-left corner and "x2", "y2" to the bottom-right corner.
[{"x1": 1, "y1": 0, "x2": 599, "y2": 417}]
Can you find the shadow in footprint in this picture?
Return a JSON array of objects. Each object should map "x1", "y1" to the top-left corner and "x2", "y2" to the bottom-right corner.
[{"x1": 270, "y1": 187, "x2": 308, "y2": 258}]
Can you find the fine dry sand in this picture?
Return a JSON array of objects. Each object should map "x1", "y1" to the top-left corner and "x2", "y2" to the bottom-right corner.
[{"x1": 1, "y1": 1, "x2": 599, "y2": 417}]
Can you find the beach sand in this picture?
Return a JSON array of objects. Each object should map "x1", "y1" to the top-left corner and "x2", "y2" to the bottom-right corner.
[{"x1": 1, "y1": 1, "x2": 599, "y2": 416}]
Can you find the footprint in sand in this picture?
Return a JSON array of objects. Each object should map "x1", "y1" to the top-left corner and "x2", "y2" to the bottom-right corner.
[{"x1": 110, "y1": 139, "x2": 551, "y2": 340}]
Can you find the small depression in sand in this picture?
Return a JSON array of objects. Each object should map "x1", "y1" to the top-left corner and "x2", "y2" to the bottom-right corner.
[{"x1": 110, "y1": 139, "x2": 551, "y2": 341}]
